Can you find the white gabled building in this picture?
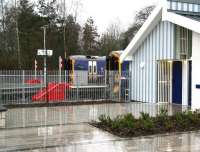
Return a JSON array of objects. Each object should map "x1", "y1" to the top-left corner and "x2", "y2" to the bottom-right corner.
[{"x1": 120, "y1": 0, "x2": 200, "y2": 110}]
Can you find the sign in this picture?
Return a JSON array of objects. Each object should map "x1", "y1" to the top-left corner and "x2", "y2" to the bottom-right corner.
[{"x1": 37, "y1": 49, "x2": 53, "y2": 56}]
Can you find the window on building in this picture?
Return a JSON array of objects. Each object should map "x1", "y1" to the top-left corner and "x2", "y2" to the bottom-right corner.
[{"x1": 176, "y1": 26, "x2": 192, "y2": 59}]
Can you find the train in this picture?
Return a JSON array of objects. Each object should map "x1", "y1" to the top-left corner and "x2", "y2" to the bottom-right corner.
[
  {"x1": 63, "y1": 51, "x2": 130, "y2": 100},
  {"x1": 64, "y1": 51, "x2": 129, "y2": 75}
]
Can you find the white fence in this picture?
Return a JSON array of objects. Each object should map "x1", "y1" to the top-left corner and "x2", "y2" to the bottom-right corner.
[{"x1": 0, "y1": 70, "x2": 131, "y2": 105}]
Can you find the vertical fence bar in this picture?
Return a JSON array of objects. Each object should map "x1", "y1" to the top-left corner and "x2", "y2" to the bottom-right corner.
[{"x1": 22, "y1": 70, "x2": 25, "y2": 103}]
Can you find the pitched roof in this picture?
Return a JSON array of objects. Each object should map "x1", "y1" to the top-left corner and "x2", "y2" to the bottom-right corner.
[{"x1": 120, "y1": 3, "x2": 200, "y2": 62}]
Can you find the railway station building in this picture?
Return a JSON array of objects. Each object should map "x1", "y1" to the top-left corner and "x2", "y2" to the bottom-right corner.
[{"x1": 120, "y1": 0, "x2": 200, "y2": 110}]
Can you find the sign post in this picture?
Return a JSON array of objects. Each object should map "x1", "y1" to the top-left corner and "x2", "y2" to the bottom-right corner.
[
  {"x1": 59, "y1": 56, "x2": 62, "y2": 83},
  {"x1": 37, "y1": 25, "x2": 53, "y2": 103}
]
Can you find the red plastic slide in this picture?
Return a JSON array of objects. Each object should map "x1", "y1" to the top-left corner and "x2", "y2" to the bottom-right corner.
[{"x1": 32, "y1": 83, "x2": 71, "y2": 102}]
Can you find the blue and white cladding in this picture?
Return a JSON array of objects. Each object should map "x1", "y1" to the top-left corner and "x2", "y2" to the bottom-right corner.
[
  {"x1": 167, "y1": 0, "x2": 200, "y2": 12},
  {"x1": 131, "y1": 21, "x2": 175, "y2": 103}
]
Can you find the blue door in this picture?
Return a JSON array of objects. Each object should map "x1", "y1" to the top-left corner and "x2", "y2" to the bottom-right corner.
[
  {"x1": 188, "y1": 61, "x2": 192, "y2": 106},
  {"x1": 172, "y1": 61, "x2": 182, "y2": 104}
]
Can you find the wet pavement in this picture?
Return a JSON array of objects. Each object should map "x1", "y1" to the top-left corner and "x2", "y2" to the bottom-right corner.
[
  {"x1": 5, "y1": 102, "x2": 188, "y2": 129},
  {"x1": 1, "y1": 102, "x2": 199, "y2": 152}
]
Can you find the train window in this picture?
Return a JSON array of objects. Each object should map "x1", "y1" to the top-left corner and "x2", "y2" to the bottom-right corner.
[
  {"x1": 89, "y1": 61, "x2": 93, "y2": 74},
  {"x1": 93, "y1": 61, "x2": 97, "y2": 74},
  {"x1": 94, "y1": 66, "x2": 97, "y2": 74},
  {"x1": 89, "y1": 66, "x2": 92, "y2": 74}
]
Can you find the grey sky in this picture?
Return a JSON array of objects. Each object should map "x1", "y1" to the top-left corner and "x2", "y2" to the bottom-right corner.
[
  {"x1": 30, "y1": 0, "x2": 158, "y2": 33},
  {"x1": 81, "y1": 0, "x2": 159, "y2": 33}
]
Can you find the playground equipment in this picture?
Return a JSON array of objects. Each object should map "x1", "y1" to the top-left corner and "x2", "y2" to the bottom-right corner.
[{"x1": 32, "y1": 83, "x2": 71, "y2": 101}]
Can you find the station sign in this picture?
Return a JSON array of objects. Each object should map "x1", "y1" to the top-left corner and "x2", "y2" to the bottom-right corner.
[{"x1": 37, "y1": 49, "x2": 53, "y2": 56}]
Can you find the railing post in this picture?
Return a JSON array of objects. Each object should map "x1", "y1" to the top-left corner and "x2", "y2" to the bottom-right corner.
[
  {"x1": 22, "y1": 70, "x2": 25, "y2": 102},
  {"x1": 59, "y1": 63, "x2": 61, "y2": 84},
  {"x1": 104, "y1": 70, "x2": 107, "y2": 100},
  {"x1": 129, "y1": 71, "x2": 131, "y2": 102},
  {"x1": 119, "y1": 71, "x2": 121, "y2": 102},
  {"x1": 64, "y1": 70, "x2": 66, "y2": 101},
  {"x1": 76, "y1": 72, "x2": 79, "y2": 101}
]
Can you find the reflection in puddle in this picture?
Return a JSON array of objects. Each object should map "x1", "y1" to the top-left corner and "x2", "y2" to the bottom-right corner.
[
  {"x1": 5, "y1": 103, "x2": 189, "y2": 129},
  {"x1": 38, "y1": 127, "x2": 53, "y2": 136}
]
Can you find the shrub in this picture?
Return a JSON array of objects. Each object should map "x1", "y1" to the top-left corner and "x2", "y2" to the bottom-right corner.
[
  {"x1": 186, "y1": 110, "x2": 200, "y2": 125},
  {"x1": 154, "y1": 108, "x2": 173, "y2": 130},
  {"x1": 174, "y1": 110, "x2": 200, "y2": 129},
  {"x1": 139, "y1": 112, "x2": 154, "y2": 132},
  {"x1": 111, "y1": 114, "x2": 136, "y2": 130},
  {"x1": 174, "y1": 112, "x2": 190, "y2": 129},
  {"x1": 158, "y1": 108, "x2": 168, "y2": 118},
  {"x1": 121, "y1": 114, "x2": 136, "y2": 128},
  {"x1": 98, "y1": 115, "x2": 112, "y2": 126}
]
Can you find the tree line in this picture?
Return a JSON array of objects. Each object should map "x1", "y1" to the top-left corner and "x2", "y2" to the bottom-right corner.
[{"x1": 0, "y1": 0, "x2": 154, "y2": 69}]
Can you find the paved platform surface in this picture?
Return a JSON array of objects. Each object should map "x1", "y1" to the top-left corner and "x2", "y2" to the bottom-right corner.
[
  {"x1": 5, "y1": 102, "x2": 188, "y2": 129},
  {"x1": 1, "y1": 103, "x2": 199, "y2": 152}
]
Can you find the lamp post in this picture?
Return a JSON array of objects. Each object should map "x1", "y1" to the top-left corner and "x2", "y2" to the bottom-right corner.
[{"x1": 41, "y1": 25, "x2": 48, "y2": 103}]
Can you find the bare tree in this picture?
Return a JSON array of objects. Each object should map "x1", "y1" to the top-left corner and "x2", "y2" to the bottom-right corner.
[
  {"x1": 57, "y1": 0, "x2": 82, "y2": 58},
  {"x1": 99, "y1": 21, "x2": 123, "y2": 55},
  {"x1": 0, "y1": 0, "x2": 5, "y2": 32},
  {"x1": 14, "y1": 0, "x2": 21, "y2": 69},
  {"x1": 121, "y1": 5, "x2": 155, "y2": 48}
]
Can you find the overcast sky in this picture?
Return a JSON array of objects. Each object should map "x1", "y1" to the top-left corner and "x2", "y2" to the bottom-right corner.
[
  {"x1": 80, "y1": 0, "x2": 159, "y2": 33},
  {"x1": 29, "y1": 0, "x2": 159, "y2": 33}
]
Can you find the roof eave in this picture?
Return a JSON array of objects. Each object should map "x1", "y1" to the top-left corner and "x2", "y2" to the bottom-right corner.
[{"x1": 162, "y1": 11, "x2": 200, "y2": 33}]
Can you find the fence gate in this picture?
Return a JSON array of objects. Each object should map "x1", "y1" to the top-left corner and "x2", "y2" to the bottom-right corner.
[{"x1": 157, "y1": 61, "x2": 172, "y2": 103}]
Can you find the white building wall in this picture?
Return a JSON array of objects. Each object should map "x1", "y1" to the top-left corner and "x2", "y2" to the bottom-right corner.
[
  {"x1": 131, "y1": 21, "x2": 175, "y2": 103},
  {"x1": 192, "y1": 32, "x2": 200, "y2": 110}
]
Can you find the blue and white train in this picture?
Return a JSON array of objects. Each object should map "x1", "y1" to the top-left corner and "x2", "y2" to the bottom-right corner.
[
  {"x1": 63, "y1": 51, "x2": 130, "y2": 100},
  {"x1": 65, "y1": 51, "x2": 129, "y2": 85},
  {"x1": 64, "y1": 51, "x2": 129, "y2": 74}
]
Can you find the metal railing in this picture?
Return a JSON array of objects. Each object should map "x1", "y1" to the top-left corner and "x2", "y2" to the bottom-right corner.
[{"x1": 0, "y1": 70, "x2": 131, "y2": 105}]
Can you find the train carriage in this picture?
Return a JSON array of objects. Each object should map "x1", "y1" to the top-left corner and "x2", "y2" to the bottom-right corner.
[{"x1": 65, "y1": 55, "x2": 106, "y2": 85}]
